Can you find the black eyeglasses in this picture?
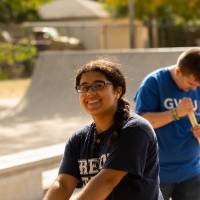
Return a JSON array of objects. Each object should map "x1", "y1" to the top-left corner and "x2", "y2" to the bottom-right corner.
[{"x1": 76, "y1": 80, "x2": 112, "y2": 94}]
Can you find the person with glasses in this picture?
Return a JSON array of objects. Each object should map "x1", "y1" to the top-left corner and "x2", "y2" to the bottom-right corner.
[
  {"x1": 43, "y1": 58, "x2": 163, "y2": 200},
  {"x1": 134, "y1": 48, "x2": 200, "y2": 200}
]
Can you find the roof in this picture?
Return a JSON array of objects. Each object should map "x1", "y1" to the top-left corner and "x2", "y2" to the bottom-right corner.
[{"x1": 38, "y1": 0, "x2": 109, "y2": 20}]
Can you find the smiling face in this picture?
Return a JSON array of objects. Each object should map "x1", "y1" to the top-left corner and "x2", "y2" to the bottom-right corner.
[{"x1": 78, "y1": 71, "x2": 121, "y2": 117}]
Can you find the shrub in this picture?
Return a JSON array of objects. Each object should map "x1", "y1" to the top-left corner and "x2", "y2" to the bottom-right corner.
[{"x1": 0, "y1": 42, "x2": 37, "y2": 78}]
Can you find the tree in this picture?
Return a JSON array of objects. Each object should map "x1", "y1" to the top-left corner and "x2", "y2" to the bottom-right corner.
[
  {"x1": 0, "y1": 42, "x2": 37, "y2": 78},
  {"x1": 103, "y1": 0, "x2": 200, "y2": 47},
  {"x1": 166, "y1": 0, "x2": 200, "y2": 24},
  {"x1": 103, "y1": 0, "x2": 170, "y2": 47},
  {"x1": 0, "y1": 0, "x2": 52, "y2": 23},
  {"x1": 103, "y1": 0, "x2": 200, "y2": 23},
  {"x1": 103, "y1": 0, "x2": 128, "y2": 17},
  {"x1": 0, "y1": 0, "x2": 52, "y2": 78}
]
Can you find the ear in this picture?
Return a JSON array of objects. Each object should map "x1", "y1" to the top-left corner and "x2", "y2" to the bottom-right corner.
[
  {"x1": 175, "y1": 67, "x2": 181, "y2": 76},
  {"x1": 115, "y1": 87, "x2": 122, "y2": 99}
]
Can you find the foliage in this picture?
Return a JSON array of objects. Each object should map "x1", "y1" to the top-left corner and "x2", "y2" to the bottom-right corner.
[
  {"x1": 103, "y1": 0, "x2": 200, "y2": 24},
  {"x1": 0, "y1": 0, "x2": 52, "y2": 22},
  {"x1": 0, "y1": 42, "x2": 37, "y2": 78},
  {"x1": 0, "y1": 68, "x2": 7, "y2": 80},
  {"x1": 0, "y1": 42, "x2": 37, "y2": 65},
  {"x1": 134, "y1": 0, "x2": 169, "y2": 21},
  {"x1": 103, "y1": 0, "x2": 128, "y2": 17},
  {"x1": 166, "y1": 0, "x2": 200, "y2": 23}
]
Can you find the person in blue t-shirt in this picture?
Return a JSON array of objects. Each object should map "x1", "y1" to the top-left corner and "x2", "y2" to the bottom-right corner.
[
  {"x1": 43, "y1": 58, "x2": 163, "y2": 200},
  {"x1": 134, "y1": 48, "x2": 200, "y2": 200}
]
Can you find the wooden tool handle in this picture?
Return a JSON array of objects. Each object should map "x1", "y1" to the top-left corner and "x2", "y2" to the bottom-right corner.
[
  {"x1": 188, "y1": 112, "x2": 200, "y2": 143},
  {"x1": 188, "y1": 112, "x2": 198, "y2": 127}
]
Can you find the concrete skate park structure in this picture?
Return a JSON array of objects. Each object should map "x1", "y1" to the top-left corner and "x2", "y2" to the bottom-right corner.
[{"x1": 0, "y1": 48, "x2": 188, "y2": 200}]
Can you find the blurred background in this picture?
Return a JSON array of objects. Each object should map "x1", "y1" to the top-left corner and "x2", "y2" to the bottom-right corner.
[{"x1": 1, "y1": 0, "x2": 200, "y2": 80}]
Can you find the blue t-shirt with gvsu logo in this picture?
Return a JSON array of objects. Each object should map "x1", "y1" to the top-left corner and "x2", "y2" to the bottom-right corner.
[{"x1": 134, "y1": 67, "x2": 200, "y2": 183}]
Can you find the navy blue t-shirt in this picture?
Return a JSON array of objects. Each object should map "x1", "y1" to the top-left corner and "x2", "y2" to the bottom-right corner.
[{"x1": 59, "y1": 114, "x2": 162, "y2": 200}]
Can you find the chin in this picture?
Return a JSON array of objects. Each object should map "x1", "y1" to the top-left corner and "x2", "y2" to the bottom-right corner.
[{"x1": 85, "y1": 108, "x2": 101, "y2": 115}]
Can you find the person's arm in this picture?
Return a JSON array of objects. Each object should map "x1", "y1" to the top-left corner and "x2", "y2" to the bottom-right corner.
[
  {"x1": 43, "y1": 174, "x2": 78, "y2": 200},
  {"x1": 142, "y1": 110, "x2": 175, "y2": 129},
  {"x1": 76, "y1": 169, "x2": 127, "y2": 200},
  {"x1": 141, "y1": 97, "x2": 195, "y2": 129}
]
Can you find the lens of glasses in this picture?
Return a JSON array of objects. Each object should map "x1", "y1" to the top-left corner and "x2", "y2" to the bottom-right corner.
[
  {"x1": 76, "y1": 81, "x2": 111, "y2": 93},
  {"x1": 92, "y1": 82, "x2": 105, "y2": 91}
]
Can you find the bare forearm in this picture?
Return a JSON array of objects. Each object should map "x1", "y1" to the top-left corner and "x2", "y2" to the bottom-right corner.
[
  {"x1": 142, "y1": 111, "x2": 175, "y2": 129},
  {"x1": 43, "y1": 180, "x2": 71, "y2": 200},
  {"x1": 76, "y1": 169, "x2": 126, "y2": 200},
  {"x1": 43, "y1": 174, "x2": 77, "y2": 200},
  {"x1": 77, "y1": 178, "x2": 113, "y2": 200}
]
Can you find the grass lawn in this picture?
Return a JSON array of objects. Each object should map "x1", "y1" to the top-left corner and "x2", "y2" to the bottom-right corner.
[{"x1": 0, "y1": 79, "x2": 30, "y2": 98}]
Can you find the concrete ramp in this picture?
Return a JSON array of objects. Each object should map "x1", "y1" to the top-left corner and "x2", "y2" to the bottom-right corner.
[
  {"x1": 10, "y1": 52, "x2": 86, "y2": 119},
  {"x1": 13, "y1": 48, "x2": 187, "y2": 117},
  {"x1": 0, "y1": 48, "x2": 187, "y2": 155}
]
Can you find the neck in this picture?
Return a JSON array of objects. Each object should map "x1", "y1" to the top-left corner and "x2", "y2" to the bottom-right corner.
[
  {"x1": 93, "y1": 113, "x2": 115, "y2": 133},
  {"x1": 169, "y1": 65, "x2": 181, "y2": 87}
]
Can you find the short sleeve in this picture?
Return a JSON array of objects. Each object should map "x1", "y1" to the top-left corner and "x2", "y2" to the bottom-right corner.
[
  {"x1": 103, "y1": 125, "x2": 151, "y2": 176},
  {"x1": 59, "y1": 134, "x2": 80, "y2": 180},
  {"x1": 134, "y1": 76, "x2": 160, "y2": 113}
]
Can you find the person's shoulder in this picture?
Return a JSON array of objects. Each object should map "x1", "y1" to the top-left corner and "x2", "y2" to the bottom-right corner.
[
  {"x1": 145, "y1": 67, "x2": 169, "y2": 81},
  {"x1": 123, "y1": 113, "x2": 156, "y2": 141},
  {"x1": 123, "y1": 113, "x2": 152, "y2": 129},
  {"x1": 138, "y1": 67, "x2": 170, "y2": 91},
  {"x1": 69, "y1": 123, "x2": 93, "y2": 142},
  {"x1": 75, "y1": 124, "x2": 92, "y2": 135}
]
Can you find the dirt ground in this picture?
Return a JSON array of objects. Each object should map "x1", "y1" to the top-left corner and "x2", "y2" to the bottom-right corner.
[{"x1": 0, "y1": 79, "x2": 30, "y2": 98}]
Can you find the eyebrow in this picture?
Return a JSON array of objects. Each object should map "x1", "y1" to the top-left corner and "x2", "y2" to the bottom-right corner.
[{"x1": 79, "y1": 80, "x2": 106, "y2": 85}]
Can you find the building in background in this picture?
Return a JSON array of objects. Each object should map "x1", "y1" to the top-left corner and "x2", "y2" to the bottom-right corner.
[{"x1": 23, "y1": 0, "x2": 148, "y2": 49}]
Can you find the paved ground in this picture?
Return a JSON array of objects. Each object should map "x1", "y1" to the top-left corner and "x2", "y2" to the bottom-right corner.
[
  {"x1": 0, "y1": 53, "x2": 94, "y2": 156},
  {"x1": 0, "y1": 98, "x2": 19, "y2": 111},
  {"x1": 0, "y1": 57, "x2": 90, "y2": 156},
  {"x1": 0, "y1": 99, "x2": 89, "y2": 156}
]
